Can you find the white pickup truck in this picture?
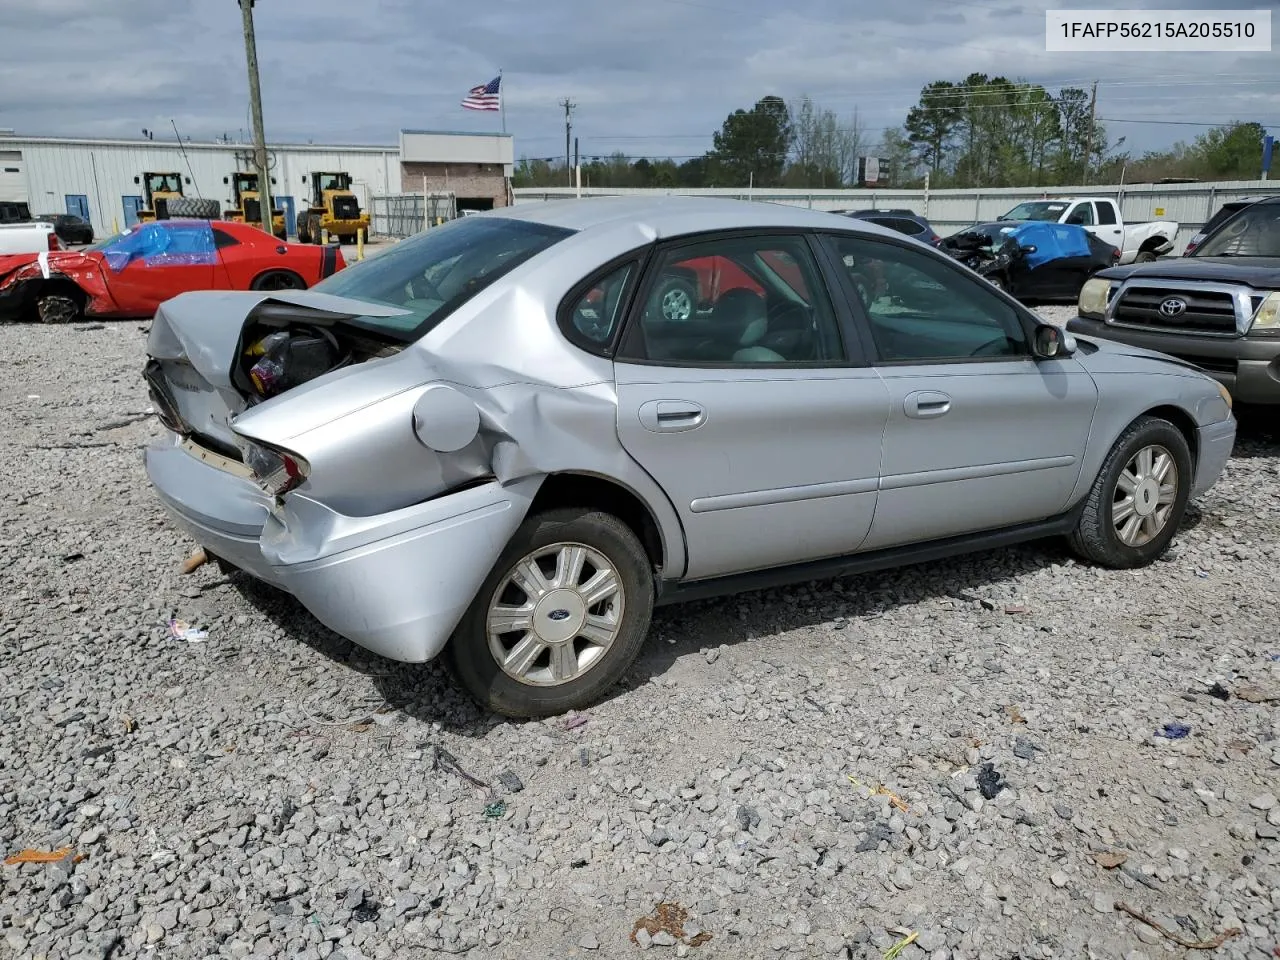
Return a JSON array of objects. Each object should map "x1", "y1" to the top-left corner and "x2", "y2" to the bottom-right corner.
[
  {"x1": 998, "y1": 197, "x2": 1179, "y2": 264},
  {"x1": 0, "y1": 221, "x2": 63, "y2": 256}
]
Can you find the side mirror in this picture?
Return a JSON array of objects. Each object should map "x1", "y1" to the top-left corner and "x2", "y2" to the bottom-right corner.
[
  {"x1": 1033, "y1": 323, "x2": 1076, "y2": 359},
  {"x1": 1020, "y1": 244, "x2": 1037, "y2": 254}
]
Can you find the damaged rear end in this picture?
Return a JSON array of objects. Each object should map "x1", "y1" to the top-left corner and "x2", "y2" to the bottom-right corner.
[{"x1": 143, "y1": 287, "x2": 541, "y2": 662}]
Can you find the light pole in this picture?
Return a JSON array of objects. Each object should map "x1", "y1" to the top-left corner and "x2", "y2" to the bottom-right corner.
[{"x1": 239, "y1": 0, "x2": 274, "y2": 237}]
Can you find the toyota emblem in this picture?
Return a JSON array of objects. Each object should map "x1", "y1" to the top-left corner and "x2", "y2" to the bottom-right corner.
[{"x1": 1158, "y1": 297, "x2": 1188, "y2": 318}]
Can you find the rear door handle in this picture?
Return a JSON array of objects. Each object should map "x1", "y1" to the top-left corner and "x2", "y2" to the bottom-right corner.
[
  {"x1": 638, "y1": 399, "x2": 706, "y2": 433},
  {"x1": 904, "y1": 390, "x2": 951, "y2": 419}
]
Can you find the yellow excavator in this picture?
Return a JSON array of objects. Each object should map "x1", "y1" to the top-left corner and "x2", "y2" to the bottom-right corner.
[
  {"x1": 296, "y1": 171, "x2": 370, "y2": 244},
  {"x1": 136, "y1": 172, "x2": 185, "y2": 221},
  {"x1": 223, "y1": 171, "x2": 286, "y2": 239}
]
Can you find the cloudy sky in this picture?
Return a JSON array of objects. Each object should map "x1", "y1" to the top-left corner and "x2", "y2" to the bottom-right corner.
[{"x1": 1, "y1": 0, "x2": 1276, "y2": 162}]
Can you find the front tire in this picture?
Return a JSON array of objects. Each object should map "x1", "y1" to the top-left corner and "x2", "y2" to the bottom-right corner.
[
  {"x1": 1134, "y1": 251, "x2": 1158, "y2": 264},
  {"x1": 36, "y1": 289, "x2": 84, "y2": 324},
  {"x1": 447, "y1": 508, "x2": 654, "y2": 718},
  {"x1": 1068, "y1": 416, "x2": 1192, "y2": 568}
]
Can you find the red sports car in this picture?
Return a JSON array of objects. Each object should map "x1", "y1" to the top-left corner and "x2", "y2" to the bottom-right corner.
[{"x1": 0, "y1": 218, "x2": 345, "y2": 324}]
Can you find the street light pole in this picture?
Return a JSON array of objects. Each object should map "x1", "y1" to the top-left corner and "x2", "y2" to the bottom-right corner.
[{"x1": 239, "y1": 0, "x2": 274, "y2": 237}]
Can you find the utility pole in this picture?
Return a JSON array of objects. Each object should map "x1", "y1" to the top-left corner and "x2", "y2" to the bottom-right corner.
[
  {"x1": 1082, "y1": 80, "x2": 1098, "y2": 186},
  {"x1": 239, "y1": 0, "x2": 274, "y2": 237},
  {"x1": 560, "y1": 98, "x2": 576, "y2": 188}
]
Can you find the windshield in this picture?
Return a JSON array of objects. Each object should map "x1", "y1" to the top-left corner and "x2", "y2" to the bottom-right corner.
[
  {"x1": 1001, "y1": 201, "x2": 1068, "y2": 222},
  {"x1": 1194, "y1": 203, "x2": 1280, "y2": 258},
  {"x1": 147, "y1": 174, "x2": 182, "y2": 193},
  {"x1": 311, "y1": 215, "x2": 575, "y2": 339}
]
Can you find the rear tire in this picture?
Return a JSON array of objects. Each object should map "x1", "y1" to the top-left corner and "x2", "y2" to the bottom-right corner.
[
  {"x1": 446, "y1": 508, "x2": 655, "y2": 719},
  {"x1": 166, "y1": 197, "x2": 221, "y2": 220},
  {"x1": 250, "y1": 270, "x2": 306, "y2": 291},
  {"x1": 1068, "y1": 416, "x2": 1192, "y2": 569}
]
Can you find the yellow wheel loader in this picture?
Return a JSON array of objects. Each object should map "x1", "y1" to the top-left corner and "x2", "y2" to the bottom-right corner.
[
  {"x1": 295, "y1": 171, "x2": 370, "y2": 245},
  {"x1": 135, "y1": 172, "x2": 188, "y2": 222},
  {"x1": 222, "y1": 171, "x2": 286, "y2": 240}
]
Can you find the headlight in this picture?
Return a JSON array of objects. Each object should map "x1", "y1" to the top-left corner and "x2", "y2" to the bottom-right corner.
[
  {"x1": 1216, "y1": 380, "x2": 1233, "y2": 411},
  {"x1": 1247, "y1": 292, "x2": 1280, "y2": 334},
  {"x1": 1078, "y1": 277, "x2": 1111, "y2": 318}
]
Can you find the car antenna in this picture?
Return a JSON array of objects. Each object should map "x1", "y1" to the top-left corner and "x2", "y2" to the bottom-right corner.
[{"x1": 171, "y1": 118, "x2": 202, "y2": 199}]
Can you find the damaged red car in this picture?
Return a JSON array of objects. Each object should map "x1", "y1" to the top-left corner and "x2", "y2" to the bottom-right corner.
[{"x1": 0, "y1": 218, "x2": 345, "y2": 324}]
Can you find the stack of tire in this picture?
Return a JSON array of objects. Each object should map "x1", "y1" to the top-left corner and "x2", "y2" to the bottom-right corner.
[{"x1": 165, "y1": 198, "x2": 222, "y2": 220}]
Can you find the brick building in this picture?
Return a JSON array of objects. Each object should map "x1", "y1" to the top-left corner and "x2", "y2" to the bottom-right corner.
[{"x1": 399, "y1": 130, "x2": 514, "y2": 212}]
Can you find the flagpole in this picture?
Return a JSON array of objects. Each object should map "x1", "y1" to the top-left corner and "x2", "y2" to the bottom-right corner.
[{"x1": 499, "y1": 68, "x2": 506, "y2": 134}]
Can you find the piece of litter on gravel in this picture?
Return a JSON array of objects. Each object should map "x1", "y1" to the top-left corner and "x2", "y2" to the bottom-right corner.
[
  {"x1": 1004, "y1": 604, "x2": 1028, "y2": 615},
  {"x1": 1113, "y1": 901, "x2": 1241, "y2": 950},
  {"x1": 1203, "y1": 681, "x2": 1230, "y2": 701},
  {"x1": 483, "y1": 800, "x2": 506, "y2": 819},
  {"x1": 564, "y1": 714, "x2": 588, "y2": 730},
  {"x1": 976, "y1": 763, "x2": 1006, "y2": 799},
  {"x1": 1234, "y1": 684, "x2": 1279, "y2": 704},
  {"x1": 497, "y1": 770, "x2": 524, "y2": 793},
  {"x1": 1091, "y1": 850, "x2": 1129, "y2": 869},
  {"x1": 884, "y1": 930, "x2": 919, "y2": 959},
  {"x1": 1004, "y1": 704, "x2": 1027, "y2": 724},
  {"x1": 167, "y1": 618, "x2": 209, "y2": 642},
  {"x1": 1156, "y1": 723, "x2": 1191, "y2": 739},
  {"x1": 4, "y1": 847, "x2": 82, "y2": 866}
]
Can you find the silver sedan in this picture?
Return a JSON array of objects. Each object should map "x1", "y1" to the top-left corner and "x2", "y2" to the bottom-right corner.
[{"x1": 143, "y1": 197, "x2": 1236, "y2": 717}]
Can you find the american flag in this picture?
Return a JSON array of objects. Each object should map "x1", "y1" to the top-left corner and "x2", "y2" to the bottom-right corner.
[{"x1": 461, "y1": 76, "x2": 502, "y2": 112}]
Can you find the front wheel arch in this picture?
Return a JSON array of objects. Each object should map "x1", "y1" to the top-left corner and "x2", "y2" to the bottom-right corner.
[
  {"x1": 29, "y1": 278, "x2": 88, "y2": 323},
  {"x1": 249, "y1": 269, "x2": 307, "y2": 291}
]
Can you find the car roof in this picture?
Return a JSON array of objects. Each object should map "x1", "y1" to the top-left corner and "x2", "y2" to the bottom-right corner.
[{"x1": 476, "y1": 195, "x2": 884, "y2": 238}]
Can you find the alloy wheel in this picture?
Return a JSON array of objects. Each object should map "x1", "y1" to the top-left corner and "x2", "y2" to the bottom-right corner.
[
  {"x1": 661, "y1": 287, "x2": 693, "y2": 321},
  {"x1": 1112, "y1": 444, "x2": 1178, "y2": 547},
  {"x1": 486, "y1": 542, "x2": 625, "y2": 687}
]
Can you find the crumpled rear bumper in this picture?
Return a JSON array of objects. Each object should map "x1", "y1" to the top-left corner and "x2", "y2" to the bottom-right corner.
[{"x1": 145, "y1": 436, "x2": 539, "y2": 662}]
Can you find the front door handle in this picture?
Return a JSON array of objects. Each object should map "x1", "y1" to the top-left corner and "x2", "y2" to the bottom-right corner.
[
  {"x1": 638, "y1": 399, "x2": 706, "y2": 433},
  {"x1": 904, "y1": 390, "x2": 951, "y2": 419}
]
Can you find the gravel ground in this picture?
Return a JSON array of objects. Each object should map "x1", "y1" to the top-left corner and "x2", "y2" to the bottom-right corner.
[{"x1": 2, "y1": 311, "x2": 1279, "y2": 960}]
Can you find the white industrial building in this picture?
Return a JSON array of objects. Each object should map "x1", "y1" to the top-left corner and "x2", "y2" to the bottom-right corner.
[{"x1": 0, "y1": 130, "x2": 513, "y2": 238}]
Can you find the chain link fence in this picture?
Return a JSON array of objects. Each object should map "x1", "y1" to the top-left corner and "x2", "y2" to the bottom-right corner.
[{"x1": 370, "y1": 193, "x2": 458, "y2": 239}]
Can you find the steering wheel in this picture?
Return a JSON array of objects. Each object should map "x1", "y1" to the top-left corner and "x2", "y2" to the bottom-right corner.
[{"x1": 970, "y1": 336, "x2": 1011, "y2": 357}]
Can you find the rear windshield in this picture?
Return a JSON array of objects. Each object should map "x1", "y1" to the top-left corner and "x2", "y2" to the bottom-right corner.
[
  {"x1": 312, "y1": 216, "x2": 575, "y2": 339},
  {"x1": 1194, "y1": 202, "x2": 1280, "y2": 258},
  {"x1": 1001, "y1": 201, "x2": 1068, "y2": 222}
]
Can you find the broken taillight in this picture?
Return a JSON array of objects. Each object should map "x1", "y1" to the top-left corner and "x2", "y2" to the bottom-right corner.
[{"x1": 240, "y1": 440, "x2": 309, "y2": 497}]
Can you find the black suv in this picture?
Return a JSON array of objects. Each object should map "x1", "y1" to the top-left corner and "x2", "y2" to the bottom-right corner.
[
  {"x1": 1068, "y1": 195, "x2": 1280, "y2": 404},
  {"x1": 839, "y1": 209, "x2": 942, "y2": 246},
  {"x1": 34, "y1": 213, "x2": 94, "y2": 245}
]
